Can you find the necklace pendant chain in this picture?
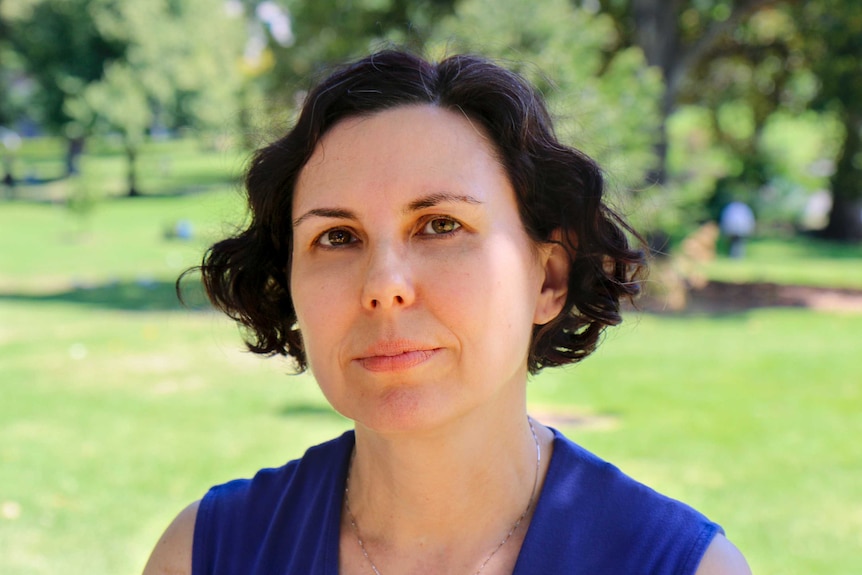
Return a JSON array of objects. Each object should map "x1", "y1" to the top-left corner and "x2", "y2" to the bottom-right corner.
[{"x1": 344, "y1": 417, "x2": 542, "y2": 575}]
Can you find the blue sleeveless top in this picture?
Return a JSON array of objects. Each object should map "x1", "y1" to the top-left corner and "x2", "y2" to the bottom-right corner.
[{"x1": 193, "y1": 429, "x2": 722, "y2": 574}]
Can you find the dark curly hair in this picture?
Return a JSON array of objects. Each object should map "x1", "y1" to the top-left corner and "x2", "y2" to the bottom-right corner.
[{"x1": 185, "y1": 50, "x2": 645, "y2": 374}]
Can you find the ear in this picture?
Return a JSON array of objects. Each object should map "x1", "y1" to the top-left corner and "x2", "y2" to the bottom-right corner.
[{"x1": 534, "y1": 229, "x2": 573, "y2": 325}]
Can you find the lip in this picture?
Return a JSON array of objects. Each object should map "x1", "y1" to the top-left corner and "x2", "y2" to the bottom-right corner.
[{"x1": 354, "y1": 342, "x2": 441, "y2": 373}]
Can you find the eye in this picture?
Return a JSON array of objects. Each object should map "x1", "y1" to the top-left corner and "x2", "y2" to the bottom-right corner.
[
  {"x1": 316, "y1": 228, "x2": 357, "y2": 247},
  {"x1": 421, "y1": 217, "x2": 461, "y2": 236}
]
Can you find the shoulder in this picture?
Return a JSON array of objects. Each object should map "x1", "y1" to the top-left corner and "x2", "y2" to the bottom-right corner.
[
  {"x1": 142, "y1": 500, "x2": 199, "y2": 575},
  {"x1": 528, "y1": 429, "x2": 727, "y2": 574},
  {"x1": 146, "y1": 432, "x2": 354, "y2": 575},
  {"x1": 547, "y1": 430, "x2": 706, "y2": 521},
  {"x1": 694, "y1": 534, "x2": 752, "y2": 575},
  {"x1": 202, "y1": 431, "x2": 354, "y2": 516}
]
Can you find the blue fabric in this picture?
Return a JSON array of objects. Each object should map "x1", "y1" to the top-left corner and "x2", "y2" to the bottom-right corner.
[{"x1": 193, "y1": 429, "x2": 722, "y2": 574}]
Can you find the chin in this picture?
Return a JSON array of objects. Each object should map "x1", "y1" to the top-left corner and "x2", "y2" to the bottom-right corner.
[{"x1": 348, "y1": 389, "x2": 466, "y2": 437}]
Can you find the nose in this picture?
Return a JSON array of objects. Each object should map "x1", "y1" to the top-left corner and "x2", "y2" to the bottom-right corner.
[{"x1": 361, "y1": 243, "x2": 416, "y2": 311}]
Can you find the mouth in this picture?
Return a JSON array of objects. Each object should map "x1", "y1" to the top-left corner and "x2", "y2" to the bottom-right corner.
[{"x1": 355, "y1": 344, "x2": 441, "y2": 373}]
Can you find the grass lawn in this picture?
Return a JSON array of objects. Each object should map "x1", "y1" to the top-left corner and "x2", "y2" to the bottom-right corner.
[
  {"x1": 1, "y1": 140, "x2": 860, "y2": 574},
  {"x1": 2, "y1": 302, "x2": 859, "y2": 575},
  {"x1": 538, "y1": 312, "x2": 862, "y2": 575},
  {"x1": 704, "y1": 236, "x2": 862, "y2": 290}
]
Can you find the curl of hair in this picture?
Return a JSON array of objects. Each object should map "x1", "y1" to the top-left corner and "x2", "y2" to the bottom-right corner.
[{"x1": 182, "y1": 49, "x2": 646, "y2": 374}]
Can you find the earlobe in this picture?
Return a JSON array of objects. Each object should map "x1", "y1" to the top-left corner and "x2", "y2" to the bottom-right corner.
[{"x1": 534, "y1": 230, "x2": 573, "y2": 325}]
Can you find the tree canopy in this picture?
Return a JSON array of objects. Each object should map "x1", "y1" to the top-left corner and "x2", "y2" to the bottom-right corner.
[
  {"x1": 3, "y1": 0, "x2": 245, "y2": 193},
  {"x1": 2, "y1": 0, "x2": 859, "y2": 240}
]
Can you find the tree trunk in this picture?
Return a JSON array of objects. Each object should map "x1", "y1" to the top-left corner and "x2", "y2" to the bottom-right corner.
[
  {"x1": 822, "y1": 195, "x2": 862, "y2": 241},
  {"x1": 65, "y1": 136, "x2": 85, "y2": 176},
  {"x1": 628, "y1": 0, "x2": 777, "y2": 186},
  {"x1": 632, "y1": 0, "x2": 682, "y2": 75},
  {"x1": 632, "y1": 0, "x2": 682, "y2": 185},
  {"x1": 822, "y1": 115, "x2": 862, "y2": 241},
  {"x1": 125, "y1": 143, "x2": 140, "y2": 197}
]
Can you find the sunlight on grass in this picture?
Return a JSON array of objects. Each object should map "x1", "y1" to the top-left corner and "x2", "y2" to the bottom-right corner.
[
  {"x1": 0, "y1": 302, "x2": 349, "y2": 575},
  {"x1": 531, "y1": 311, "x2": 861, "y2": 574},
  {"x1": 2, "y1": 302, "x2": 859, "y2": 574},
  {"x1": 704, "y1": 236, "x2": 862, "y2": 289},
  {"x1": 0, "y1": 189, "x2": 247, "y2": 291}
]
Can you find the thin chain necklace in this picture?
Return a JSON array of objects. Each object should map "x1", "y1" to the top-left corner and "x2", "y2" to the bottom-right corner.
[{"x1": 344, "y1": 417, "x2": 541, "y2": 575}]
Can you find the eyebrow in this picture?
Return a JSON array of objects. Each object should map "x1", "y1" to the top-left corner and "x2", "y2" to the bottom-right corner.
[
  {"x1": 292, "y1": 207, "x2": 357, "y2": 228},
  {"x1": 292, "y1": 193, "x2": 483, "y2": 228},
  {"x1": 405, "y1": 192, "x2": 483, "y2": 213}
]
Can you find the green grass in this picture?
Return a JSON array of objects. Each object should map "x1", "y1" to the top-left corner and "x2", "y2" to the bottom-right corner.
[
  {"x1": 0, "y1": 302, "x2": 348, "y2": 574},
  {"x1": 2, "y1": 303, "x2": 859, "y2": 574},
  {"x1": 704, "y1": 236, "x2": 862, "y2": 289},
  {"x1": 1, "y1": 140, "x2": 861, "y2": 574},
  {"x1": 535, "y1": 312, "x2": 862, "y2": 575},
  {"x1": 7, "y1": 136, "x2": 245, "y2": 201},
  {"x1": 0, "y1": 183, "x2": 247, "y2": 291}
]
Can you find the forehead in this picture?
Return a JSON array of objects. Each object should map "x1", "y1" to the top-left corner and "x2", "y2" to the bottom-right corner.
[{"x1": 293, "y1": 105, "x2": 510, "y2": 210}]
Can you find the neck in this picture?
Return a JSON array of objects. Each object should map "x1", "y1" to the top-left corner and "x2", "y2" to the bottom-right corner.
[{"x1": 346, "y1": 409, "x2": 551, "y2": 548}]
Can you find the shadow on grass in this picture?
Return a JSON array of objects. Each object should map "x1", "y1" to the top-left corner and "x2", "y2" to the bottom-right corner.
[
  {"x1": 115, "y1": 178, "x2": 241, "y2": 199},
  {"x1": 0, "y1": 279, "x2": 211, "y2": 312},
  {"x1": 2, "y1": 179, "x2": 237, "y2": 204},
  {"x1": 637, "y1": 280, "x2": 862, "y2": 316}
]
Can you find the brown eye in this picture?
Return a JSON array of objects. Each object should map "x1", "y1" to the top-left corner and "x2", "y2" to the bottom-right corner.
[
  {"x1": 318, "y1": 228, "x2": 356, "y2": 247},
  {"x1": 424, "y1": 218, "x2": 460, "y2": 235}
]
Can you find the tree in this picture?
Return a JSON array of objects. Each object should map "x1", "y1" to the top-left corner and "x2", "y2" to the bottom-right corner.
[
  {"x1": 682, "y1": 6, "x2": 817, "y2": 230},
  {"x1": 72, "y1": 0, "x2": 246, "y2": 196},
  {"x1": 7, "y1": 0, "x2": 246, "y2": 195},
  {"x1": 604, "y1": 0, "x2": 862, "y2": 241},
  {"x1": 234, "y1": 0, "x2": 457, "y2": 125},
  {"x1": 794, "y1": 0, "x2": 862, "y2": 241},
  {"x1": 3, "y1": 0, "x2": 125, "y2": 174},
  {"x1": 429, "y1": 0, "x2": 663, "y2": 203},
  {"x1": 601, "y1": 0, "x2": 785, "y2": 186},
  {"x1": 0, "y1": 0, "x2": 22, "y2": 126}
]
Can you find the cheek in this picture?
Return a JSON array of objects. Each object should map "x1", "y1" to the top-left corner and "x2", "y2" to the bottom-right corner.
[
  {"x1": 428, "y1": 241, "x2": 539, "y2": 334},
  {"x1": 290, "y1": 267, "x2": 352, "y2": 362}
]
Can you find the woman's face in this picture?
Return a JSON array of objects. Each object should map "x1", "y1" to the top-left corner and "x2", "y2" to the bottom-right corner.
[{"x1": 290, "y1": 105, "x2": 562, "y2": 433}]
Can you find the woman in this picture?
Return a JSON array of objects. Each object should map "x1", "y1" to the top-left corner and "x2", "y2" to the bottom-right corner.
[{"x1": 144, "y1": 50, "x2": 750, "y2": 574}]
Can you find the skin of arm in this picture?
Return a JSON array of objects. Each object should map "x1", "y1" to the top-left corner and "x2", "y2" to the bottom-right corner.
[
  {"x1": 141, "y1": 500, "x2": 199, "y2": 575},
  {"x1": 695, "y1": 534, "x2": 753, "y2": 575}
]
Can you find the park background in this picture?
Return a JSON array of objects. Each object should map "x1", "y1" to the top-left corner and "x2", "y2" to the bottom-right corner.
[{"x1": 1, "y1": 0, "x2": 860, "y2": 573}]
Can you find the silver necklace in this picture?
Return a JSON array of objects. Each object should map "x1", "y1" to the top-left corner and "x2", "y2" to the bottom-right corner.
[{"x1": 344, "y1": 417, "x2": 541, "y2": 575}]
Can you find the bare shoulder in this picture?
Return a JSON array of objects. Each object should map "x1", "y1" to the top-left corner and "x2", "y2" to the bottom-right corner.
[
  {"x1": 695, "y1": 533, "x2": 752, "y2": 575},
  {"x1": 142, "y1": 500, "x2": 200, "y2": 575}
]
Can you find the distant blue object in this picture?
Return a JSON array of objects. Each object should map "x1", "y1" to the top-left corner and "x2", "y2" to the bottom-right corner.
[
  {"x1": 175, "y1": 220, "x2": 193, "y2": 240},
  {"x1": 720, "y1": 202, "x2": 755, "y2": 258}
]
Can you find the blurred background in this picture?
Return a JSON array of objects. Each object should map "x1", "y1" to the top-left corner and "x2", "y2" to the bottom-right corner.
[{"x1": 0, "y1": 1, "x2": 859, "y2": 573}]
